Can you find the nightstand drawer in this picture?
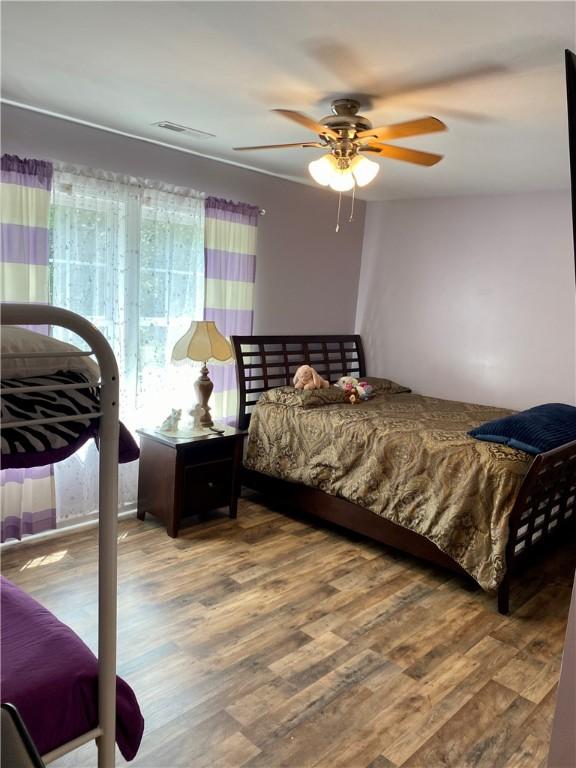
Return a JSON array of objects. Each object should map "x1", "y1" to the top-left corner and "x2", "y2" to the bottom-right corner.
[
  {"x1": 182, "y1": 459, "x2": 233, "y2": 514},
  {"x1": 178, "y1": 439, "x2": 235, "y2": 465}
]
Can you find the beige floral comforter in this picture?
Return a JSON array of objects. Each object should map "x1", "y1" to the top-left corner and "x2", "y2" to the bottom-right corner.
[{"x1": 244, "y1": 390, "x2": 532, "y2": 590}]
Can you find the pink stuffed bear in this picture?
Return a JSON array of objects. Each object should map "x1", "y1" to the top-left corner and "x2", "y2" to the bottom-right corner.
[{"x1": 293, "y1": 364, "x2": 330, "y2": 390}]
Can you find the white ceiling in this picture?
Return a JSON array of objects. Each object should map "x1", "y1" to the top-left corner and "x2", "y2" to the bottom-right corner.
[{"x1": 2, "y1": 1, "x2": 575, "y2": 201}]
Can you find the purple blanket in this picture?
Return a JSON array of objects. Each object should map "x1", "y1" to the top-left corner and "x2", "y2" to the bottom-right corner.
[{"x1": 0, "y1": 577, "x2": 144, "y2": 760}]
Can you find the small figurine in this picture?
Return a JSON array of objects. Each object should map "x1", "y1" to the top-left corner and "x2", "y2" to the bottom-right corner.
[
  {"x1": 176, "y1": 404, "x2": 206, "y2": 434},
  {"x1": 190, "y1": 404, "x2": 205, "y2": 429},
  {"x1": 158, "y1": 408, "x2": 182, "y2": 433}
]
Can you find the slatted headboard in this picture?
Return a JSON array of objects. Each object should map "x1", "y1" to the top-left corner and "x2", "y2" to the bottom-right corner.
[{"x1": 232, "y1": 334, "x2": 366, "y2": 429}]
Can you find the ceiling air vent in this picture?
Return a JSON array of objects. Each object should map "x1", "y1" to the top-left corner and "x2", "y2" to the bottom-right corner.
[{"x1": 151, "y1": 121, "x2": 215, "y2": 139}]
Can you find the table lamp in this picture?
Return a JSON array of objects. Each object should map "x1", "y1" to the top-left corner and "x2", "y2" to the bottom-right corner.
[{"x1": 171, "y1": 320, "x2": 233, "y2": 428}]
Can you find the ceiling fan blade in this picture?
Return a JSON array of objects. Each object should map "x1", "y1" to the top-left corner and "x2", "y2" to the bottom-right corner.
[
  {"x1": 304, "y1": 37, "x2": 507, "y2": 106},
  {"x1": 304, "y1": 39, "x2": 372, "y2": 91},
  {"x1": 406, "y1": 103, "x2": 492, "y2": 123},
  {"x1": 357, "y1": 116, "x2": 447, "y2": 141},
  {"x1": 272, "y1": 109, "x2": 339, "y2": 140},
  {"x1": 303, "y1": 36, "x2": 515, "y2": 127},
  {"x1": 374, "y1": 63, "x2": 507, "y2": 103},
  {"x1": 363, "y1": 143, "x2": 443, "y2": 166},
  {"x1": 233, "y1": 142, "x2": 324, "y2": 151}
]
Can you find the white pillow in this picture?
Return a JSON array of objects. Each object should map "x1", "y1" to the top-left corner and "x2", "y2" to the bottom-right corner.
[{"x1": 1, "y1": 326, "x2": 100, "y2": 381}]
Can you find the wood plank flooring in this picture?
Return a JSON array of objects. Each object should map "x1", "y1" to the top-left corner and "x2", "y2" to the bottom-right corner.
[{"x1": 2, "y1": 495, "x2": 575, "y2": 768}]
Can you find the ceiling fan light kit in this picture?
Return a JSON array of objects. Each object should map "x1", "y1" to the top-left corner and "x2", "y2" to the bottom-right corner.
[
  {"x1": 308, "y1": 154, "x2": 338, "y2": 185},
  {"x1": 309, "y1": 153, "x2": 379, "y2": 190},
  {"x1": 349, "y1": 155, "x2": 380, "y2": 186},
  {"x1": 330, "y1": 166, "x2": 356, "y2": 192}
]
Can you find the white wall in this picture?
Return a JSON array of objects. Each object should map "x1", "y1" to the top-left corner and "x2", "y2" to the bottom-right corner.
[
  {"x1": 356, "y1": 192, "x2": 575, "y2": 410},
  {"x1": 1, "y1": 105, "x2": 366, "y2": 335}
]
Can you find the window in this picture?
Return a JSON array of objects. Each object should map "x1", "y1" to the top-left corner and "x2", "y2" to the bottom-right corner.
[{"x1": 50, "y1": 172, "x2": 205, "y2": 426}]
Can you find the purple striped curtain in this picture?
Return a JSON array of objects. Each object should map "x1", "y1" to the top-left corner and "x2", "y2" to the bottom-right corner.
[
  {"x1": 204, "y1": 196, "x2": 259, "y2": 422},
  {"x1": 1, "y1": 154, "x2": 56, "y2": 542}
]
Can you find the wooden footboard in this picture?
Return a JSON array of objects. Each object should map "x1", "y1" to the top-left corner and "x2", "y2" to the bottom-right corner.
[{"x1": 498, "y1": 439, "x2": 576, "y2": 613}]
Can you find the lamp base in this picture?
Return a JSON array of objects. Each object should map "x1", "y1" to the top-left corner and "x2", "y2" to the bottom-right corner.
[{"x1": 194, "y1": 363, "x2": 214, "y2": 428}]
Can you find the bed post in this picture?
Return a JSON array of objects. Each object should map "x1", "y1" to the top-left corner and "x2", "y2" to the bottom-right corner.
[
  {"x1": 93, "y1": 331, "x2": 120, "y2": 768},
  {"x1": 57, "y1": 308, "x2": 122, "y2": 768},
  {"x1": 49, "y1": 309, "x2": 120, "y2": 768},
  {"x1": 497, "y1": 575, "x2": 510, "y2": 615}
]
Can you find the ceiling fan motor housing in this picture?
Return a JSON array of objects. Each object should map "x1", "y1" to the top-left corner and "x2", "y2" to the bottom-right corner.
[{"x1": 321, "y1": 98, "x2": 373, "y2": 137}]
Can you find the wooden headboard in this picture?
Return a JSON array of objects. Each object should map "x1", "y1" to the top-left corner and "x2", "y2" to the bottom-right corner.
[{"x1": 231, "y1": 334, "x2": 366, "y2": 429}]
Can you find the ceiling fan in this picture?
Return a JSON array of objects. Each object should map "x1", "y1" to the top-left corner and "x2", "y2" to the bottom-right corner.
[{"x1": 234, "y1": 98, "x2": 447, "y2": 191}]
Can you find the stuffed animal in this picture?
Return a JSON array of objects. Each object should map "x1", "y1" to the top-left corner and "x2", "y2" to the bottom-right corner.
[
  {"x1": 357, "y1": 382, "x2": 374, "y2": 400},
  {"x1": 342, "y1": 387, "x2": 359, "y2": 404},
  {"x1": 335, "y1": 376, "x2": 374, "y2": 403},
  {"x1": 293, "y1": 364, "x2": 330, "y2": 390},
  {"x1": 336, "y1": 376, "x2": 358, "y2": 391}
]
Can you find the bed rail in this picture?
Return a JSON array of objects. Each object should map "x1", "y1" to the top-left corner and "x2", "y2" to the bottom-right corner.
[
  {"x1": 232, "y1": 334, "x2": 366, "y2": 429},
  {"x1": 1, "y1": 303, "x2": 119, "y2": 768}
]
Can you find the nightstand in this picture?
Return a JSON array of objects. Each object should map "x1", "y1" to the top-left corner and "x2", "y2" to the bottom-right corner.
[{"x1": 136, "y1": 426, "x2": 247, "y2": 538}]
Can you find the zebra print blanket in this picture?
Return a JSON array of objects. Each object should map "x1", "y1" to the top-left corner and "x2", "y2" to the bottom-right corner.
[{"x1": 1, "y1": 371, "x2": 139, "y2": 468}]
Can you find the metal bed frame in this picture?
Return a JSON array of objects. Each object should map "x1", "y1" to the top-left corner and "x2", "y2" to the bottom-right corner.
[
  {"x1": 1, "y1": 303, "x2": 119, "y2": 768},
  {"x1": 233, "y1": 334, "x2": 576, "y2": 614}
]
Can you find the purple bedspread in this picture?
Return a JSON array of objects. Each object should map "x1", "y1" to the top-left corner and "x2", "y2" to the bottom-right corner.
[{"x1": 0, "y1": 577, "x2": 144, "y2": 760}]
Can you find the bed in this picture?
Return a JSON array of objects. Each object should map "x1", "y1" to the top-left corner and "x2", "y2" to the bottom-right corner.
[
  {"x1": 232, "y1": 334, "x2": 576, "y2": 614},
  {"x1": 0, "y1": 304, "x2": 144, "y2": 767}
]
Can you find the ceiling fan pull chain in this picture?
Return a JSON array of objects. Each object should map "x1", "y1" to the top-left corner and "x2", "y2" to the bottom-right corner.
[
  {"x1": 335, "y1": 191, "x2": 342, "y2": 233},
  {"x1": 349, "y1": 185, "x2": 356, "y2": 223}
]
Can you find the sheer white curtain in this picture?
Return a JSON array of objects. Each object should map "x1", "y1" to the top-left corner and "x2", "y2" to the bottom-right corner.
[{"x1": 50, "y1": 167, "x2": 205, "y2": 522}]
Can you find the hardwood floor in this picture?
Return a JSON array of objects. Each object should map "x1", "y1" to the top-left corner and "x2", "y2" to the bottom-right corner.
[{"x1": 2, "y1": 495, "x2": 575, "y2": 768}]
